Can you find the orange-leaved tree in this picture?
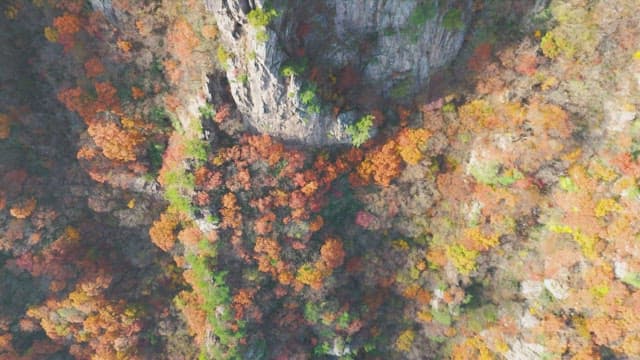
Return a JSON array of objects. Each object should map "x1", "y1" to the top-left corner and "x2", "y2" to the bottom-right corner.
[
  {"x1": 167, "y1": 19, "x2": 200, "y2": 63},
  {"x1": 320, "y1": 237, "x2": 345, "y2": 270},
  {"x1": 52, "y1": 13, "x2": 81, "y2": 36},
  {"x1": 396, "y1": 128, "x2": 431, "y2": 165},
  {"x1": 0, "y1": 113, "x2": 10, "y2": 139},
  {"x1": 357, "y1": 140, "x2": 402, "y2": 186},
  {"x1": 220, "y1": 192, "x2": 242, "y2": 229},
  {"x1": 149, "y1": 211, "x2": 180, "y2": 252},
  {"x1": 87, "y1": 122, "x2": 142, "y2": 162},
  {"x1": 94, "y1": 81, "x2": 121, "y2": 114},
  {"x1": 9, "y1": 198, "x2": 37, "y2": 219},
  {"x1": 84, "y1": 57, "x2": 105, "y2": 78}
]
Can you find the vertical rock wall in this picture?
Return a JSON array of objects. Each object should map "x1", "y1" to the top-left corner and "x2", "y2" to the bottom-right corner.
[{"x1": 209, "y1": 0, "x2": 471, "y2": 145}]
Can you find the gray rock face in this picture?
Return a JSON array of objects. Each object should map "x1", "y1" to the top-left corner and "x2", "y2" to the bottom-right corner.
[
  {"x1": 209, "y1": 0, "x2": 336, "y2": 145},
  {"x1": 89, "y1": 0, "x2": 119, "y2": 22},
  {"x1": 208, "y1": 0, "x2": 471, "y2": 145},
  {"x1": 330, "y1": 0, "x2": 468, "y2": 90},
  {"x1": 505, "y1": 340, "x2": 546, "y2": 360}
]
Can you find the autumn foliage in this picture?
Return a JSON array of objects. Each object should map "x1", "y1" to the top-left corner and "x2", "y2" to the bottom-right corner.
[
  {"x1": 468, "y1": 42, "x2": 492, "y2": 71},
  {"x1": 167, "y1": 19, "x2": 200, "y2": 62},
  {"x1": 0, "y1": 113, "x2": 10, "y2": 139},
  {"x1": 396, "y1": 128, "x2": 431, "y2": 165},
  {"x1": 53, "y1": 13, "x2": 81, "y2": 35},
  {"x1": 88, "y1": 122, "x2": 142, "y2": 162},
  {"x1": 84, "y1": 57, "x2": 105, "y2": 78},
  {"x1": 149, "y1": 211, "x2": 180, "y2": 251},
  {"x1": 27, "y1": 276, "x2": 145, "y2": 359},
  {"x1": 357, "y1": 140, "x2": 403, "y2": 186},
  {"x1": 6, "y1": 0, "x2": 638, "y2": 359},
  {"x1": 320, "y1": 237, "x2": 345, "y2": 270},
  {"x1": 9, "y1": 198, "x2": 37, "y2": 219}
]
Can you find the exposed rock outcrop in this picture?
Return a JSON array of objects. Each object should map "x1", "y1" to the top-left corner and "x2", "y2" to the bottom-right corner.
[
  {"x1": 328, "y1": 0, "x2": 468, "y2": 90},
  {"x1": 208, "y1": 0, "x2": 472, "y2": 145},
  {"x1": 89, "y1": 0, "x2": 120, "y2": 22}
]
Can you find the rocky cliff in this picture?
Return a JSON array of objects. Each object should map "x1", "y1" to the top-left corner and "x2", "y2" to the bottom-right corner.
[{"x1": 208, "y1": 0, "x2": 471, "y2": 145}]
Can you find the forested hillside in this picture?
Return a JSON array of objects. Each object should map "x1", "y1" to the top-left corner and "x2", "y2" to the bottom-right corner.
[{"x1": 1, "y1": 0, "x2": 640, "y2": 359}]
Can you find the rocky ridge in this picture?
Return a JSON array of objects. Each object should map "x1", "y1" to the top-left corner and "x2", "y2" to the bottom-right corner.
[{"x1": 208, "y1": 0, "x2": 471, "y2": 145}]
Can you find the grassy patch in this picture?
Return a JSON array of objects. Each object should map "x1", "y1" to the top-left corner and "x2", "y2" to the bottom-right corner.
[
  {"x1": 622, "y1": 273, "x2": 640, "y2": 288},
  {"x1": 163, "y1": 170, "x2": 195, "y2": 214},
  {"x1": 431, "y1": 309, "x2": 452, "y2": 326},
  {"x1": 185, "y1": 139, "x2": 209, "y2": 165},
  {"x1": 469, "y1": 162, "x2": 523, "y2": 187}
]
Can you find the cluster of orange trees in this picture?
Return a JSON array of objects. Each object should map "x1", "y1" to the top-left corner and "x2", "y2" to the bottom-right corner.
[{"x1": 5, "y1": 0, "x2": 640, "y2": 358}]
